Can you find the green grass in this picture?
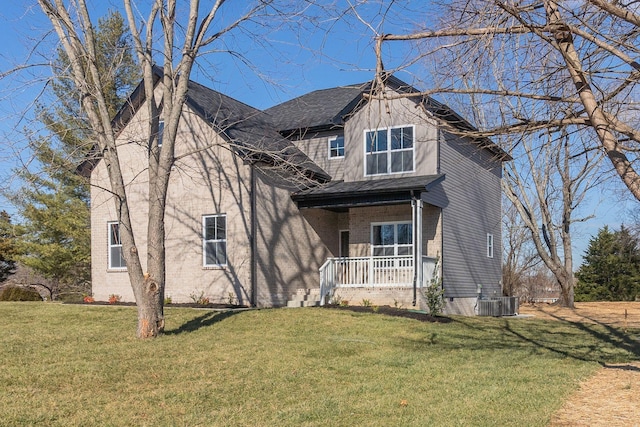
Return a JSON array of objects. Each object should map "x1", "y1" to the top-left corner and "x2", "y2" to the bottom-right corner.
[{"x1": 0, "y1": 303, "x2": 638, "y2": 426}]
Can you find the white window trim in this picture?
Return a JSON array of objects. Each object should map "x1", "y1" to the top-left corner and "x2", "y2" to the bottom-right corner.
[
  {"x1": 328, "y1": 135, "x2": 345, "y2": 159},
  {"x1": 487, "y1": 233, "x2": 494, "y2": 258},
  {"x1": 107, "y1": 221, "x2": 126, "y2": 271},
  {"x1": 370, "y1": 221, "x2": 413, "y2": 257},
  {"x1": 203, "y1": 214, "x2": 227, "y2": 268},
  {"x1": 363, "y1": 124, "x2": 416, "y2": 176}
]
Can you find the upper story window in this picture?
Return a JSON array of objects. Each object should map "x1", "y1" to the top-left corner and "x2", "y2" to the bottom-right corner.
[
  {"x1": 203, "y1": 214, "x2": 227, "y2": 267},
  {"x1": 371, "y1": 222, "x2": 413, "y2": 256},
  {"x1": 487, "y1": 233, "x2": 494, "y2": 258},
  {"x1": 108, "y1": 222, "x2": 126, "y2": 270},
  {"x1": 365, "y1": 125, "x2": 414, "y2": 175},
  {"x1": 329, "y1": 135, "x2": 344, "y2": 159}
]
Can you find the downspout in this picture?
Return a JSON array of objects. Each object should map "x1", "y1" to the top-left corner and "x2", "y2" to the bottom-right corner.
[
  {"x1": 250, "y1": 164, "x2": 257, "y2": 307},
  {"x1": 412, "y1": 196, "x2": 417, "y2": 306},
  {"x1": 412, "y1": 190, "x2": 424, "y2": 307}
]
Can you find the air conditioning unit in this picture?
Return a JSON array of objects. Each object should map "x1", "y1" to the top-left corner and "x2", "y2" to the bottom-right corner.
[
  {"x1": 478, "y1": 297, "x2": 519, "y2": 317},
  {"x1": 478, "y1": 299, "x2": 502, "y2": 316},
  {"x1": 498, "y1": 296, "x2": 519, "y2": 316}
]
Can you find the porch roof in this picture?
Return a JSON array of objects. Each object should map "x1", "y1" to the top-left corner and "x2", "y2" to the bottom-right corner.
[{"x1": 291, "y1": 174, "x2": 444, "y2": 210}]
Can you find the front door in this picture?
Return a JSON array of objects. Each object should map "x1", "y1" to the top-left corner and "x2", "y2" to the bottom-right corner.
[{"x1": 339, "y1": 230, "x2": 350, "y2": 257}]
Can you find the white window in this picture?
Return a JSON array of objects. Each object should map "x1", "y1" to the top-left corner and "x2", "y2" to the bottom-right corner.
[
  {"x1": 108, "y1": 222, "x2": 126, "y2": 269},
  {"x1": 371, "y1": 222, "x2": 413, "y2": 256},
  {"x1": 487, "y1": 233, "x2": 494, "y2": 258},
  {"x1": 365, "y1": 125, "x2": 414, "y2": 175},
  {"x1": 157, "y1": 120, "x2": 165, "y2": 147},
  {"x1": 203, "y1": 214, "x2": 227, "y2": 266},
  {"x1": 329, "y1": 135, "x2": 344, "y2": 158}
]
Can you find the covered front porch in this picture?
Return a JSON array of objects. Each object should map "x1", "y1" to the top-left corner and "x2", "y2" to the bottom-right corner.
[
  {"x1": 292, "y1": 174, "x2": 445, "y2": 307},
  {"x1": 319, "y1": 255, "x2": 438, "y2": 305}
]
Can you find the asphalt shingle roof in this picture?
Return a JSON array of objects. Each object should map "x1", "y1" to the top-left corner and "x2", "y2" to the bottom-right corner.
[
  {"x1": 293, "y1": 174, "x2": 444, "y2": 197},
  {"x1": 264, "y1": 75, "x2": 510, "y2": 161},
  {"x1": 184, "y1": 80, "x2": 331, "y2": 182},
  {"x1": 264, "y1": 83, "x2": 368, "y2": 133},
  {"x1": 291, "y1": 174, "x2": 445, "y2": 209}
]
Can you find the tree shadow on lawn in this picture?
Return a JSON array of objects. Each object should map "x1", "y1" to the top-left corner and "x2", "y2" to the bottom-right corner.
[
  {"x1": 540, "y1": 311, "x2": 640, "y2": 363},
  {"x1": 165, "y1": 310, "x2": 241, "y2": 335},
  {"x1": 322, "y1": 304, "x2": 453, "y2": 323},
  {"x1": 445, "y1": 316, "x2": 640, "y2": 364}
]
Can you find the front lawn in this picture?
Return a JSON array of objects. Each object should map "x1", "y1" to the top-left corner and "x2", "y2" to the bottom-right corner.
[{"x1": 0, "y1": 303, "x2": 637, "y2": 426}]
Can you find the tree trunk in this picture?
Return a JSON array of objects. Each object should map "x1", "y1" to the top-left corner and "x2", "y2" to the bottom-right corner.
[
  {"x1": 556, "y1": 275, "x2": 575, "y2": 308},
  {"x1": 135, "y1": 274, "x2": 163, "y2": 338},
  {"x1": 545, "y1": 0, "x2": 640, "y2": 201}
]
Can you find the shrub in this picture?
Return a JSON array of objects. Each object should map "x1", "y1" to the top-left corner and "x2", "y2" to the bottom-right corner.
[
  {"x1": 108, "y1": 294, "x2": 122, "y2": 304},
  {"x1": 164, "y1": 295, "x2": 172, "y2": 305},
  {"x1": 83, "y1": 295, "x2": 95, "y2": 303},
  {"x1": 0, "y1": 286, "x2": 43, "y2": 302},
  {"x1": 227, "y1": 292, "x2": 237, "y2": 305},
  {"x1": 189, "y1": 291, "x2": 210, "y2": 305},
  {"x1": 424, "y1": 257, "x2": 445, "y2": 316}
]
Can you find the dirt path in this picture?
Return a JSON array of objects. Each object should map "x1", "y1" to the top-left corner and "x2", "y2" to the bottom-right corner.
[{"x1": 518, "y1": 302, "x2": 640, "y2": 427}]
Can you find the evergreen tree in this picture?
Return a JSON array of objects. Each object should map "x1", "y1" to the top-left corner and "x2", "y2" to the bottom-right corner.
[
  {"x1": 0, "y1": 211, "x2": 17, "y2": 283},
  {"x1": 8, "y1": 10, "x2": 138, "y2": 300},
  {"x1": 576, "y1": 225, "x2": 640, "y2": 301}
]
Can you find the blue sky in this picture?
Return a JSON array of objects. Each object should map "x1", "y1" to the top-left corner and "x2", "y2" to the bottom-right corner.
[{"x1": 0, "y1": 1, "x2": 635, "y2": 266}]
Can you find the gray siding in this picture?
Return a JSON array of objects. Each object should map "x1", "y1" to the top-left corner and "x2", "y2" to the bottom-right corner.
[
  {"x1": 438, "y1": 131, "x2": 503, "y2": 298},
  {"x1": 291, "y1": 130, "x2": 345, "y2": 181}
]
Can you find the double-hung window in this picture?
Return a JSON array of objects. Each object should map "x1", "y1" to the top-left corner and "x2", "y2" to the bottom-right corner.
[
  {"x1": 365, "y1": 125, "x2": 414, "y2": 175},
  {"x1": 203, "y1": 214, "x2": 227, "y2": 266},
  {"x1": 157, "y1": 120, "x2": 165, "y2": 147},
  {"x1": 371, "y1": 222, "x2": 413, "y2": 256},
  {"x1": 329, "y1": 135, "x2": 344, "y2": 158},
  {"x1": 108, "y1": 222, "x2": 126, "y2": 269}
]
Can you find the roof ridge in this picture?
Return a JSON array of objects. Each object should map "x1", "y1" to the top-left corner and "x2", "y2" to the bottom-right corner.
[
  {"x1": 187, "y1": 79, "x2": 262, "y2": 113},
  {"x1": 264, "y1": 82, "x2": 367, "y2": 110}
]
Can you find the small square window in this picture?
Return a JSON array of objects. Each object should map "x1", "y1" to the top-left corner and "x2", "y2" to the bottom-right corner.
[{"x1": 329, "y1": 136, "x2": 344, "y2": 158}]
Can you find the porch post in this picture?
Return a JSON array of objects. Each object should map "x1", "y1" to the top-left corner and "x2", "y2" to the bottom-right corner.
[{"x1": 412, "y1": 193, "x2": 423, "y2": 306}]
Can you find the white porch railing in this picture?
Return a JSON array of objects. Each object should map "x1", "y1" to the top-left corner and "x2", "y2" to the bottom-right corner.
[{"x1": 319, "y1": 255, "x2": 437, "y2": 305}]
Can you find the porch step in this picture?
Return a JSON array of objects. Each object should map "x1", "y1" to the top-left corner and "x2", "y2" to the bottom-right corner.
[{"x1": 286, "y1": 288, "x2": 321, "y2": 308}]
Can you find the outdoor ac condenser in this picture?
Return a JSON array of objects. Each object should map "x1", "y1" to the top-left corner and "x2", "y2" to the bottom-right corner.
[
  {"x1": 478, "y1": 299, "x2": 502, "y2": 316},
  {"x1": 477, "y1": 297, "x2": 519, "y2": 317}
]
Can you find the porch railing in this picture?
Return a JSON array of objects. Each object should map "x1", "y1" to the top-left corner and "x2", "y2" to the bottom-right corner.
[{"x1": 319, "y1": 255, "x2": 437, "y2": 305}]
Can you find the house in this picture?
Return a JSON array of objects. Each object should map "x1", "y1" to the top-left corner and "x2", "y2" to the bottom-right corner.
[{"x1": 90, "y1": 73, "x2": 509, "y2": 315}]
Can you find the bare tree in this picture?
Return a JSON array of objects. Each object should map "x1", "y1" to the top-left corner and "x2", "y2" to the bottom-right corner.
[
  {"x1": 502, "y1": 202, "x2": 539, "y2": 297},
  {"x1": 35, "y1": 0, "x2": 301, "y2": 338},
  {"x1": 503, "y1": 129, "x2": 602, "y2": 307},
  {"x1": 350, "y1": 0, "x2": 638, "y2": 307},
  {"x1": 368, "y1": 0, "x2": 640, "y2": 201}
]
